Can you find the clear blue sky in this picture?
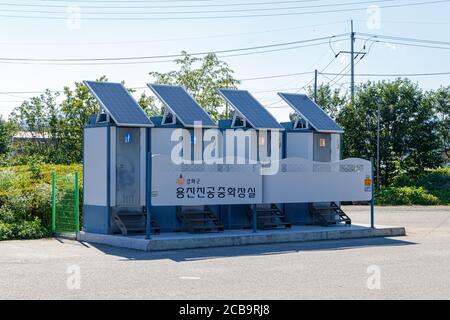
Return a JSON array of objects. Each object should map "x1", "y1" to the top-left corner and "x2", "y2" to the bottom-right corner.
[{"x1": 0, "y1": 0, "x2": 449, "y2": 121}]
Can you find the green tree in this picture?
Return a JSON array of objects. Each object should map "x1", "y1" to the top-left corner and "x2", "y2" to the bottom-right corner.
[
  {"x1": 9, "y1": 90, "x2": 61, "y2": 163},
  {"x1": 0, "y1": 117, "x2": 14, "y2": 155},
  {"x1": 307, "y1": 83, "x2": 347, "y2": 119},
  {"x1": 137, "y1": 92, "x2": 159, "y2": 117},
  {"x1": 8, "y1": 76, "x2": 154, "y2": 164},
  {"x1": 424, "y1": 86, "x2": 450, "y2": 159},
  {"x1": 149, "y1": 52, "x2": 240, "y2": 120},
  {"x1": 337, "y1": 79, "x2": 442, "y2": 185},
  {"x1": 59, "y1": 77, "x2": 106, "y2": 163}
]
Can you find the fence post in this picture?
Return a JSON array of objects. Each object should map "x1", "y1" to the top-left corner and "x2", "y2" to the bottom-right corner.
[
  {"x1": 51, "y1": 172, "x2": 56, "y2": 234},
  {"x1": 75, "y1": 171, "x2": 80, "y2": 235}
]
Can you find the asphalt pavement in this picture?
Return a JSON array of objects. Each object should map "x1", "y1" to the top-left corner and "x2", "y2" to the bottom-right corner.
[{"x1": 0, "y1": 206, "x2": 449, "y2": 300}]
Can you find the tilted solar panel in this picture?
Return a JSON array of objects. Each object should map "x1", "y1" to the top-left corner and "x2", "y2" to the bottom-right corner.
[
  {"x1": 218, "y1": 89, "x2": 284, "y2": 130},
  {"x1": 84, "y1": 81, "x2": 154, "y2": 127},
  {"x1": 278, "y1": 93, "x2": 343, "y2": 133},
  {"x1": 148, "y1": 84, "x2": 216, "y2": 128}
]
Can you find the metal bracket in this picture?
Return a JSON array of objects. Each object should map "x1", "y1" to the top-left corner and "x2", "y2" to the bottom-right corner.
[
  {"x1": 293, "y1": 113, "x2": 309, "y2": 130},
  {"x1": 161, "y1": 107, "x2": 177, "y2": 126},
  {"x1": 231, "y1": 110, "x2": 246, "y2": 129}
]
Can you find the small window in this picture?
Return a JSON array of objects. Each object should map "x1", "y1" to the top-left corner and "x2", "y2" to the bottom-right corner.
[
  {"x1": 319, "y1": 138, "x2": 327, "y2": 148},
  {"x1": 258, "y1": 136, "x2": 265, "y2": 146}
]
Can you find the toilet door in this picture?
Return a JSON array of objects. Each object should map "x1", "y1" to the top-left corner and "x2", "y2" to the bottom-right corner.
[
  {"x1": 313, "y1": 133, "x2": 331, "y2": 163},
  {"x1": 116, "y1": 127, "x2": 141, "y2": 207}
]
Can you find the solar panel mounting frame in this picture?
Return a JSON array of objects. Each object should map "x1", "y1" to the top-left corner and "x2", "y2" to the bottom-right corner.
[{"x1": 84, "y1": 80, "x2": 154, "y2": 128}]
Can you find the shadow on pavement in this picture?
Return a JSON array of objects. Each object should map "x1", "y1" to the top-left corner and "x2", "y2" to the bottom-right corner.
[{"x1": 84, "y1": 236, "x2": 416, "y2": 262}]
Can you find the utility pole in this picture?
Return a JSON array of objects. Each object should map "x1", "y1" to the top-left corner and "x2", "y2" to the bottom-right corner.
[
  {"x1": 335, "y1": 20, "x2": 364, "y2": 101},
  {"x1": 314, "y1": 69, "x2": 318, "y2": 102},
  {"x1": 350, "y1": 20, "x2": 355, "y2": 101}
]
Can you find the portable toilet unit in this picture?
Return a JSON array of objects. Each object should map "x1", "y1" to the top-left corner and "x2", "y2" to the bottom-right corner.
[
  {"x1": 216, "y1": 89, "x2": 290, "y2": 230},
  {"x1": 277, "y1": 93, "x2": 348, "y2": 225},
  {"x1": 146, "y1": 84, "x2": 225, "y2": 233},
  {"x1": 83, "y1": 81, "x2": 154, "y2": 235},
  {"x1": 82, "y1": 81, "x2": 372, "y2": 237}
]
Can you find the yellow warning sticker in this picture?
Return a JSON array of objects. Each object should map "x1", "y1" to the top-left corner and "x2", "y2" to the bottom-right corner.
[{"x1": 364, "y1": 178, "x2": 372, "y2": 187}]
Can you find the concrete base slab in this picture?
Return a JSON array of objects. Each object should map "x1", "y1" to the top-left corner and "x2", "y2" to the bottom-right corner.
[{"x1": 77, "y1": 224, "x2": 406, "y2": 252}]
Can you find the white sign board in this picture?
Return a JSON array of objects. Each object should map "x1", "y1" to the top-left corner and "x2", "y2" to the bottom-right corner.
[
  {"x1": 151, "y1": 155, "x2": 262, "y2": 206},
  {"x1": 263, "y1": 158, "x2": 373, "y2": 203}
]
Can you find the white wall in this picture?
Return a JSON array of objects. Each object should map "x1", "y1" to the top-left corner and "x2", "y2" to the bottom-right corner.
[
  {"x1": 84, "y1": 127, "x2": 108, "y2": 206},
  {"x1": 286, "y1": 132, "x2": 313, "y2": 160},
  {"x1": 331, "y1": 134, "x2": 341, "y2": 162},
  {"x1": 263, "y1": 158, "x2": 373, "y2": 203},
  {"x1": 151, "y1": 128, "x2": 177, "y2": 156}
]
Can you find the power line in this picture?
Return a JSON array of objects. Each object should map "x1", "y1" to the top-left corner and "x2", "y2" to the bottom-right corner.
[
  {"x1": 240, "y1": 71, "x2": 315, "y2": 81},
  {"x1": 0, "y1": 34, "x2": 347, "y2": 64},
  {"x1": 37, "y1": 0, "x2": 317, "y2": 5},
  {"x1": 324, "y1": 42, "x2": 368, "y2": 88},
  {"x1": 2, "y1": 69, "x2": 448, "y2": 97},
  {"x1": 0, "y1": 40, "x2": 342, "y2": 66},
  {"x1": 0, "y1": 0, "x2": 398, "y2": 15},
  {"x1": 40, "y1": 0, "x2": 216, "y2": 2},
  {"x1": 321, "y1": 71, "x2": 450, "y2": 77},
  {"x1": 0, "y1": 0, "x2": 341, "y2": 9},
  {"x1": 354, "y1": 18, "x2": 450, "y2": 25},
  {"x1": 0, "y1": 21, "x2": 346, "y2": 46},
  {"x1": 0, "y1": 40, "x2": 340, "y2": 66},
  {"x1": 357, "y1": 38, "x2": 450, "y2": 50},
  {"x1": 220, "y1": 39, "x2": 342, "y2": 58},
  {"x1": 264, "y1": 54, "x2": 340, "y2": 108},
  {"x1": 357, "y1": 32, "x2": 450, "y2": 46},
  {"x1": 0, "y1": 0, "x2": 448, "y2": 20}
]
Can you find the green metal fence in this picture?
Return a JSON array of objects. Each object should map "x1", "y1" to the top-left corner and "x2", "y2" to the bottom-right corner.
[{"x1": 51, "y1": 171, "x2": 80, "y2": 236}]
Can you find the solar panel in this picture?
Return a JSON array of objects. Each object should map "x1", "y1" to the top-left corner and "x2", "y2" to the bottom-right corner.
[
  {"x1": 148, "y1": 84, "x2": 216, "y2": 128},
  {"x1": 218, "y1": 89, "x2": 284, "y2": 130},
  {"x1": 278, "y1": 93, "x2": 343, "y2": 133},
  {"x1": 84, "y1": 81, "x2": 154, "y2": 127}
]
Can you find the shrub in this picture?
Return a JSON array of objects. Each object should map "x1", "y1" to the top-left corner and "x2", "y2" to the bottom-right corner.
[
  {"x1": 15, "y1": 219, "x2": 49, "y2": 239},
  {"x1": 0, "y1": 222, "x2": 13, "y2": 240},
  {"x1": 0, "y1": 192, "x2": 31, "y2": 223},
  {"x1": 31, "y1": 183, "x2": 53, "y2": 227},
  {"x1": 376, "y1": 186, "x2": 441, "y2": 206},
  {"x1": 0, "y1": 170, "x2": 20, "y2": 194},
  {"x1": 0, "y1": 164, "x2": 82, "y2": 241},
  {"x1": 28, "y1": 160, "x2": 44, "y2": 180},
  {"x1": 415, "y1": 167, "x2": 450, "y2": 191},
  {"x1": 387, "y1": 167, "x2": 450, "y2": 205},
  {"x1": 0, "y1": 219, "x2": 49, "y2": 241}
]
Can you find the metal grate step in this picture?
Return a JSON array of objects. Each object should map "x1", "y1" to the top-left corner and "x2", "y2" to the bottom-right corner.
[
  {"x1": 112, "y1": 208, "x2": 160, "y2": 236},
  {"x1": 177, "y1": 207, "x2": 224, "y2": 234},
  {"x1": 250, "y1": 204, "x2": 292, "y2": 230},
  {"x1": 309, "y1": 202, "x2": 352, "y2": 226}
]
